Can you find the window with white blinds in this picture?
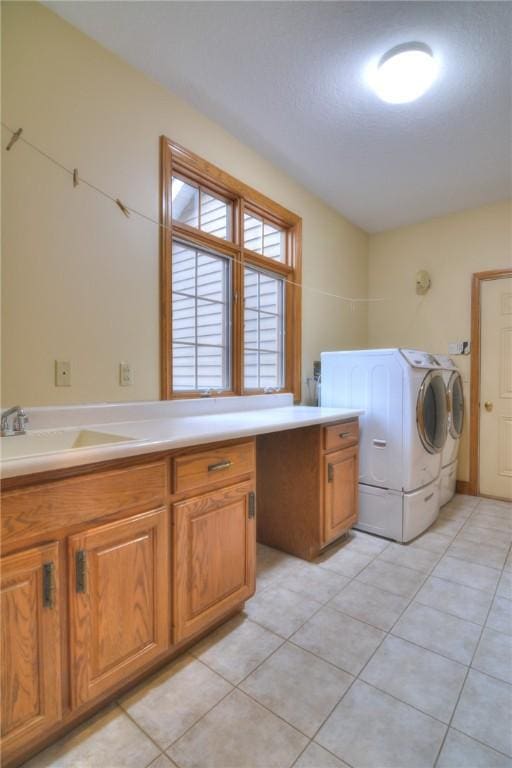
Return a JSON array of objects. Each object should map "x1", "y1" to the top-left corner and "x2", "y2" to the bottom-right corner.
[
  {"x1": 172, "y1": 176, "x2": 232, "y2": 240},
  {"x1": 244, "y1": 267, "x2": 284, "y2": 389},
  {"x1": 161, "y1": 137, "x2": 302, "y2": 400},
  {"x1": 243, "y1": 212, "x2": 285, "y2": 262},
  {"x1": 172, "y1": 241, "x2": 231, "y2": 391}
]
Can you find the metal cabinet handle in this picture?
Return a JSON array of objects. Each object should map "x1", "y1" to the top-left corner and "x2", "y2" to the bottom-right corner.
[
  {"x1": 42, "y1": 562, "x2": 56, "y2": 608},
  {"x1": 208, "y1": 459, "x2": 233, "y2": 473},
  {"x1": 327, "y1": 463, "x2": 334, "y2": 483},
  {"x1": 373, "y1": 439, "x2": 387, "y2": 448},
  {"x1": 248, "y1": 491, "x2": 256, "y2": 519},
  {"x1": 76, "y1": 550, "x2": 87, "y2": 593},
  {"x1": 339, "y1": 431, "x2": 352, "y2": 439}
]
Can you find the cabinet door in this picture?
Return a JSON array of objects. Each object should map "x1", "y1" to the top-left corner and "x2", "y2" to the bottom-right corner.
[
  {"x1": 68, "y1": 507, "x2": 169, "y2": 708},
  {"x1": 173, "y1": 481, "x2": 256, "y2": 642},
  {"x1": 324, "y1": 445, "x2": 359, "y2": 545},
  {"x1": 1, "y1": 543, "x2": 61, "y2": 757}
]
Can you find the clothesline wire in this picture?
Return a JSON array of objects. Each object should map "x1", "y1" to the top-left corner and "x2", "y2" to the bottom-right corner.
[{"x1": 1, "y1": 121, "x2": 386, "y2": 306}]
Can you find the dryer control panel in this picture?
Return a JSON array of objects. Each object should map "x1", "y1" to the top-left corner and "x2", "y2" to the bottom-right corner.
[
  {"x1": 435, "y1": 354, "x2": 458, "y2": 370},
  {"x1": 400, "y1": 349, "x2": 443, "y2": 369}
]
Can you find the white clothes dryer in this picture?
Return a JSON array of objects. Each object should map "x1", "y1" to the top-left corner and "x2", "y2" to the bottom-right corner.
[
  {"x1": 320, "y1": 348, "x2": 448, "y2": 542},
  {"x1": 437, "y1": 354, "x2": 465, "y2": 505}
]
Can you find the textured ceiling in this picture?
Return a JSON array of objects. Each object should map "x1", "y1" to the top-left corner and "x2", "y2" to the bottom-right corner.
[{"x1": 45, "y1": 1, "x2": 512, "y2": 232}]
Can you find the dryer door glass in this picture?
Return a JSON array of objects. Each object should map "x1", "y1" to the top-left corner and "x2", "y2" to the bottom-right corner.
[
  {"x1": 417, "y1": 372, "x2": 448, "y2": 454},
  {"x1": 449, "y1": 372, "x2": 464, "y2": 438}
]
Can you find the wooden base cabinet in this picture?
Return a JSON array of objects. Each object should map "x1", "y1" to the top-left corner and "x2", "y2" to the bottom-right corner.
[
  {"x1": 173, "y1": 481, "x2": 256, "y2": 642},
  {"x1": 324, "y1": 445, "x2": 359, "y2": 544},
  {"x1": 1, "y1": 439, "x2": 256, "y2": 766},
  {"x1": 1, "y1": 544, "x2": 61, "y2": 762},
  {"x1": 257, "y1": 421, "x2": 359, "y2": 560},
  {"x1": 68, "y1": 507, "x2": 170, "y2": 708}
]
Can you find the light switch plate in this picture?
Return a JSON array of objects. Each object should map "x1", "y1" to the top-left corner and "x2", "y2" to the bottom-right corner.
[
  {"x1": 119, "y1": 362, "x2": 133, "y2": 386},
  {"x1": 55, "y1": 360, "x2": 71, "y2": 386}
]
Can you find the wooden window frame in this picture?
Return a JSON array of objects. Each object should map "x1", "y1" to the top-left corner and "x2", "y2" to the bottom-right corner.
[{"x1": 160, "y1": 136, "x2": 302, "y2": 402}]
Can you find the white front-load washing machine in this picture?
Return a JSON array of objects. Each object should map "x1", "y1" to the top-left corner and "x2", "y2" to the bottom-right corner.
[
  {"x1": 320, "y1": 348, "x2": 448, "y2": 542},
  {"x1": 437, "y1": 354, "x2": 465, "y2": 506}
]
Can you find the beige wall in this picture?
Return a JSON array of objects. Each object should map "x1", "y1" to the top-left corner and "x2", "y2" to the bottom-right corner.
[
  {"x1": 3, "y1": 3, "x2": 509, "y2": 486},
  {"x1": 368, "y1": 200, "x2": 512, "y2": 480},
  {"x1": 1, "y1": 1, "x2": 368, "y2": 406}
]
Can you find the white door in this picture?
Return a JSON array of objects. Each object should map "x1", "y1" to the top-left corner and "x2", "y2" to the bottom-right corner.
[{"x1": 480, "y1": 276, "x2": 512, "y2": 499}]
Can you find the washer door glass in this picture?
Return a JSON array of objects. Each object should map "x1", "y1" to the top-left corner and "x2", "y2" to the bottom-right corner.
[
  {"x1": 449, "y1": 372, "x2": 464, "y2": 438},
  {"x1": 417, "y1": 372, "x2": 448, "y2": 454}
]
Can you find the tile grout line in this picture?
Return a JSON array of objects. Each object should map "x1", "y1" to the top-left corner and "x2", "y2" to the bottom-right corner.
[
  {"x1": 384, "y1": 633, "x2": 475, "y2": 670},
  {"x1": 288, "y1": 539, "x2": 399, "y2": 768},
  {"x1": 422, "y1": 572, "x2": 502, "y2": 597},
  {"x1": 22, "y1": 498, "x2": 510, "y2": 768},
  {"x1": 145, "y1": 752, "x2": 168, "y2": 768},
  {"x1": 104, "y1": 501, "x2": 512, "y2": 766},
  {"x1": 168, "y1": 573, "x2": 353, "y2": 766},
  {"x1": 411, "y1": 597, "x2": 492, "y2": 629},
  {"x1": 291, "y1": 496, "x2": 509, "y2": 765},
  {"x1": 141, "y1": 502, "x2": 493, "y2": 765},
  {"x1": 299, "y1": 543, "x2": 436, "y2": 765},
  {"x1": 229, "y1": 542, "x2": 391, "y2": 767},
  {"x1": 183, "y1": 594, "x2": 388, "y2": 755},
  {"x1": 198, "y1": 560, "x2": 373, "y2": 767},
  {"x1": 189, "y1": 621, "x2": 288, "y2": 686},
  {"x1": 114, "y1": 705, "x2": 167, "y2": 765},
  {"x1": 117, "y1": 656, "x2": 236, "y2": 761},
  {"x1": 318, "y1": 548, "x2": 436, "y2": 579},
  {"x1": 220, "y1": 585, "x2": 367, "y2": 767},
  {"x1": 432, "y1": 498, "x2": 512, "y2": 767},
  {"x1": 447, "y1": 725, "x2": 512, "y2": 761},
  {"x1": 254, "y1": 515, "x2": 505, "y2": 744},
  {"x1": 440, "y1": 550, "x2": 508, "y2": 571},
  {"x1": 455, "y1": 521, "x2": 512, "y2": 542},
  {"x1": 161, "y1": 681, "x2": 236, "y2": 757}
]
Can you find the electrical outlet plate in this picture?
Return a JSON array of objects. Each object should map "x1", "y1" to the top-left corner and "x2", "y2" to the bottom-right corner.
[
  {"x1": 448, "y1": 341, "x2": 471, "y2": 355},
  {"x1": 55, "y1": 360, "x2": 71, "y2": 386},
  {"x1": 119, "y1": 362, "x2": 133, "y2": 386}
]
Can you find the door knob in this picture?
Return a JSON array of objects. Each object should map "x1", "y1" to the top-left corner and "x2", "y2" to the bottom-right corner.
[{"x1": 484, "y1": 401, "x2": 493, "y2": 412}]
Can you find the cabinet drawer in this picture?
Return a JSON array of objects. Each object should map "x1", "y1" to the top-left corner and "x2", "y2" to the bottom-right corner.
[
  {"x1": 324, "y1": 420, "x2": 359, "y2": 452},
  {"x1": 173, "y1": 442, "x2": 255, "y2": 494},
  {"x1": 2, "y1": 461, "x2": 167, "y2": 549}
]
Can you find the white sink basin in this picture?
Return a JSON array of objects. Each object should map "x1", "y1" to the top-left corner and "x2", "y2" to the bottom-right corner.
[{"x1": 1, "y1": 429, "x2": 135, "y2": 461}]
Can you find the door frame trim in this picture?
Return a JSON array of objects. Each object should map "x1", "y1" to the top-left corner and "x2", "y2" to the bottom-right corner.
[{"x1": 469, "y1": 268, "x2": 512, "y2": 496}]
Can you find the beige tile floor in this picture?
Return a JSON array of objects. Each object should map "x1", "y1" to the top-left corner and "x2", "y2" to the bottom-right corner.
[{"x1": 23, "y1": 495, "x2": 512, "y2": 768}]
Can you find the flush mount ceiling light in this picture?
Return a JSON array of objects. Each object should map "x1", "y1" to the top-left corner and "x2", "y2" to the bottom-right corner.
[{"x1": 371, "y1": 42, "x2": 438, "y2": 104}]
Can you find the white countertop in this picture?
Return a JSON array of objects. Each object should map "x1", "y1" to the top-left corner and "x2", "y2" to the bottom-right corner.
[{"x1": 1, "y1": 396, "x2": 362, "y2": 479}]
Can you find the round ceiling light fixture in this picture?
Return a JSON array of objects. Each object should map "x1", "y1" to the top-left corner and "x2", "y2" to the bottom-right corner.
[{"x1": 371, "y1": 42, "x2": 438, "y2": 104}]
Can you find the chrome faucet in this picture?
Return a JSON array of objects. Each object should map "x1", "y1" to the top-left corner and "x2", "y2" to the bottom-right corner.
[{"x1": 1, "y1": 405, "x2": 29, "y2": 436}]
